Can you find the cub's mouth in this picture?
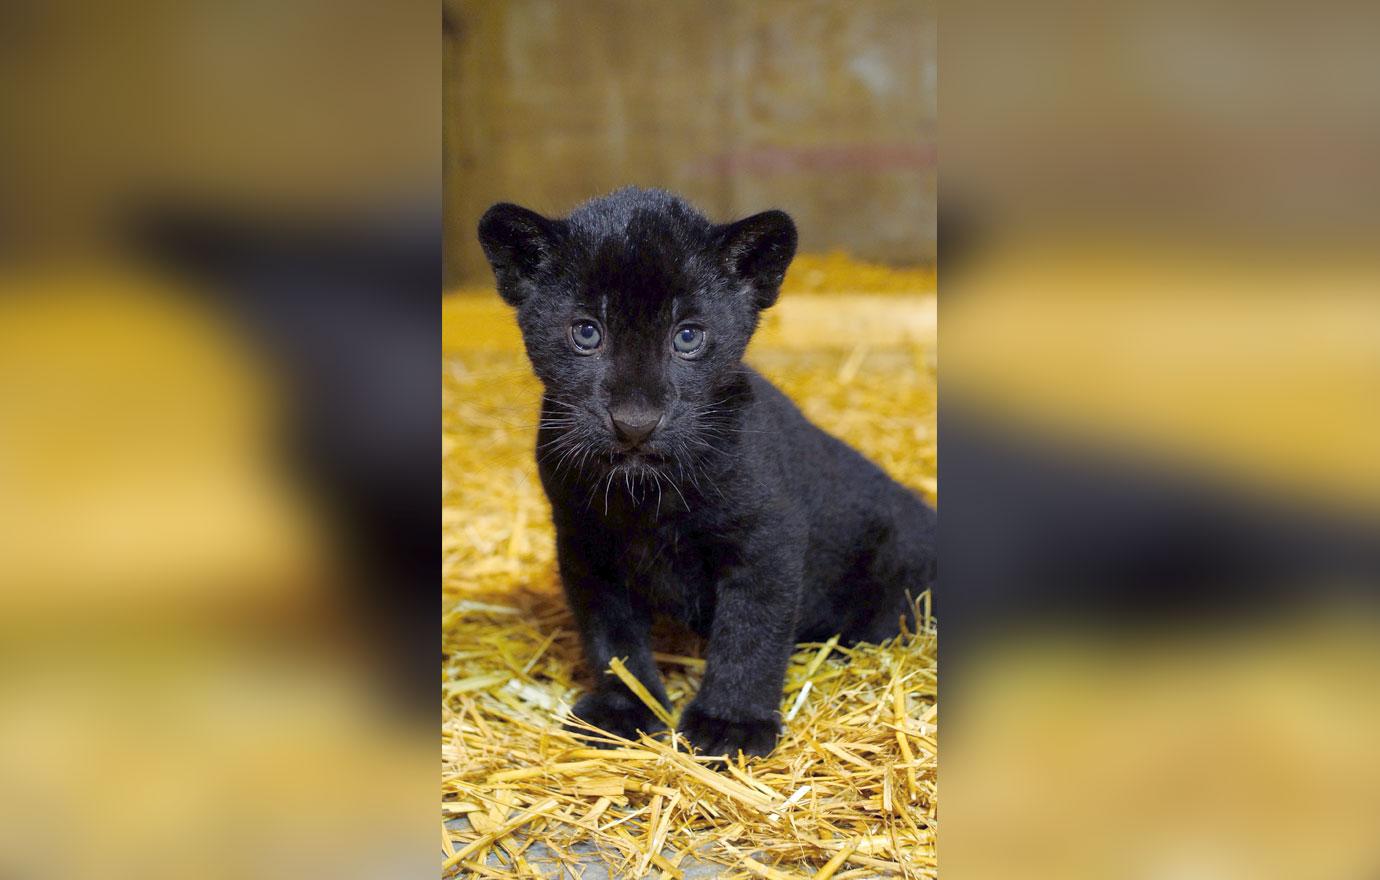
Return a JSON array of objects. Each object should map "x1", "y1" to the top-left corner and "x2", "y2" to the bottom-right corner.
[{"x1": 609, "y1": 448, "x2": 668, "y2": 467}]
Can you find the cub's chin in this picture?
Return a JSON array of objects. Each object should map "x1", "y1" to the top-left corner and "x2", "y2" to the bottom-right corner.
[{"x1": 598, "y1": 451, "x2": 678, "y2": 495}]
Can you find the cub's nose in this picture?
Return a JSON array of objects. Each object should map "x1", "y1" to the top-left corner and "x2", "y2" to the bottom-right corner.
[{"x1": 608, "y1": 406, "x2": 663, "y2": 446}]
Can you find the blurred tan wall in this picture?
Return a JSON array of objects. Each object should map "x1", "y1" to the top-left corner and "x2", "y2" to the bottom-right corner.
[
  {"x1": 444, "y1": 0, "x2": 936, "y2": 285},
  {"x1": 0, "y1": 1, "x2": 438, "y2": 260}
]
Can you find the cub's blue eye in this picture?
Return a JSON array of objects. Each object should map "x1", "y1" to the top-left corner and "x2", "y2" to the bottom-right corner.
[
  {"x1": 570, "y1": 320, "x2": 602, "y2": 352},
  {"x1": 672, "y1": 325, "x2": 705, "y2": 355}
]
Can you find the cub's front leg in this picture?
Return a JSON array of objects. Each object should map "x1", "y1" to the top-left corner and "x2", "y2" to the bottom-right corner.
[
  {"x1": 555, "y1": 528, "x2": 671, "y2": 743},
  {"x1": 678, "y1": 545, "x2": 802, "y2": 759}
]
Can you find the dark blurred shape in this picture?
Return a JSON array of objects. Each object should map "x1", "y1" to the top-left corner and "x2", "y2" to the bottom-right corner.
[
  {"x1": 942, "y1": 406, "x2": 1380, "y2": 637},
  {"x1": 132, "y1": 204, "x2": 440, "y2": 702},
  {"x1": 936, "y1": 198, "x2": 986, "y2": 280}
]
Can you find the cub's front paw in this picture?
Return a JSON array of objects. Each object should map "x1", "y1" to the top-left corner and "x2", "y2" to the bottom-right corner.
[
  {"x1": 677, "y1": 703, "x2": 780, "y2": 759},
  {"x1": 565, "y1": 689, "x2": 666, "y2": 744}
]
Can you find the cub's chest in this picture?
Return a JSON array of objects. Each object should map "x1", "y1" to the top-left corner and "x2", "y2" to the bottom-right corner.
[{"x1": 614, "y1": 518, "x2": 720, "y2": 628}]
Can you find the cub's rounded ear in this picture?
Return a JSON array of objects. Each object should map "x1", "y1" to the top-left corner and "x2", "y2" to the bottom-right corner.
[
  {"x1": 717, "y1": 209, "x2": 797, "y2": 310},
  {"x1": 477, "y1": 203, "x2": 564, "y2": 306}
]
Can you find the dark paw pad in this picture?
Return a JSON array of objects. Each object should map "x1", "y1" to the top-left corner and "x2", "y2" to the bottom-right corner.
[
  {"x1": 565, "y1": 689, "x2": 666, "y2": 744},
  {"x1": 677, "y1": 704, "x2": 780, "y2": 759}
]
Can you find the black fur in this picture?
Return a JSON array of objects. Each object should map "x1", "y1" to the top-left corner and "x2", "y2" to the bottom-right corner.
[{"x1": 478, "y1": 188, "x2": 937, "y2": 758}]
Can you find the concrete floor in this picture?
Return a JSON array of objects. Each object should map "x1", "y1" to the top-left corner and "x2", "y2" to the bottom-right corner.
[{"x1": 445, "y1": 819, "x2": 731, "y2": 878}]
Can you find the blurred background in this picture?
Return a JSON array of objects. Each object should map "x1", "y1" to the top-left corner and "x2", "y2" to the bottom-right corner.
[
  {"x1": 443, "y1": 0, "x2": 937, "y2": 285},
  {"x1": 0, "y1": 1, "x2": 437, "y2": 878},
  {"x1": 941, "y1": 1, "x2": 1380, "y2": 878}
]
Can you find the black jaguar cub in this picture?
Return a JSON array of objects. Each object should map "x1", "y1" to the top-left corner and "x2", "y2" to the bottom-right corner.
[{"x1": 478, "y1": 188, "x2": 937, "y2": 758}]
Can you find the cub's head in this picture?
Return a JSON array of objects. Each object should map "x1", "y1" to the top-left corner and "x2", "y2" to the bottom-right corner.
[{"x1": 478, "y1": 187, "x2": 795, "y2": 474}]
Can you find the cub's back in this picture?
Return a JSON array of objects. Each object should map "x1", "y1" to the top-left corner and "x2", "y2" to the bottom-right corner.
[
  {"x1": 743, "y1": 368, "x2": 919, "y2": 550},
  {"x1": 743, "y1": 369, "x2": 935, "y2": 641}
]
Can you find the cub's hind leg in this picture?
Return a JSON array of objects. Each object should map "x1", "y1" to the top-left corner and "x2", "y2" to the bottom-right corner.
[{"x1": 842, "y1": 500, "x2": 937, "y2": 648}]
